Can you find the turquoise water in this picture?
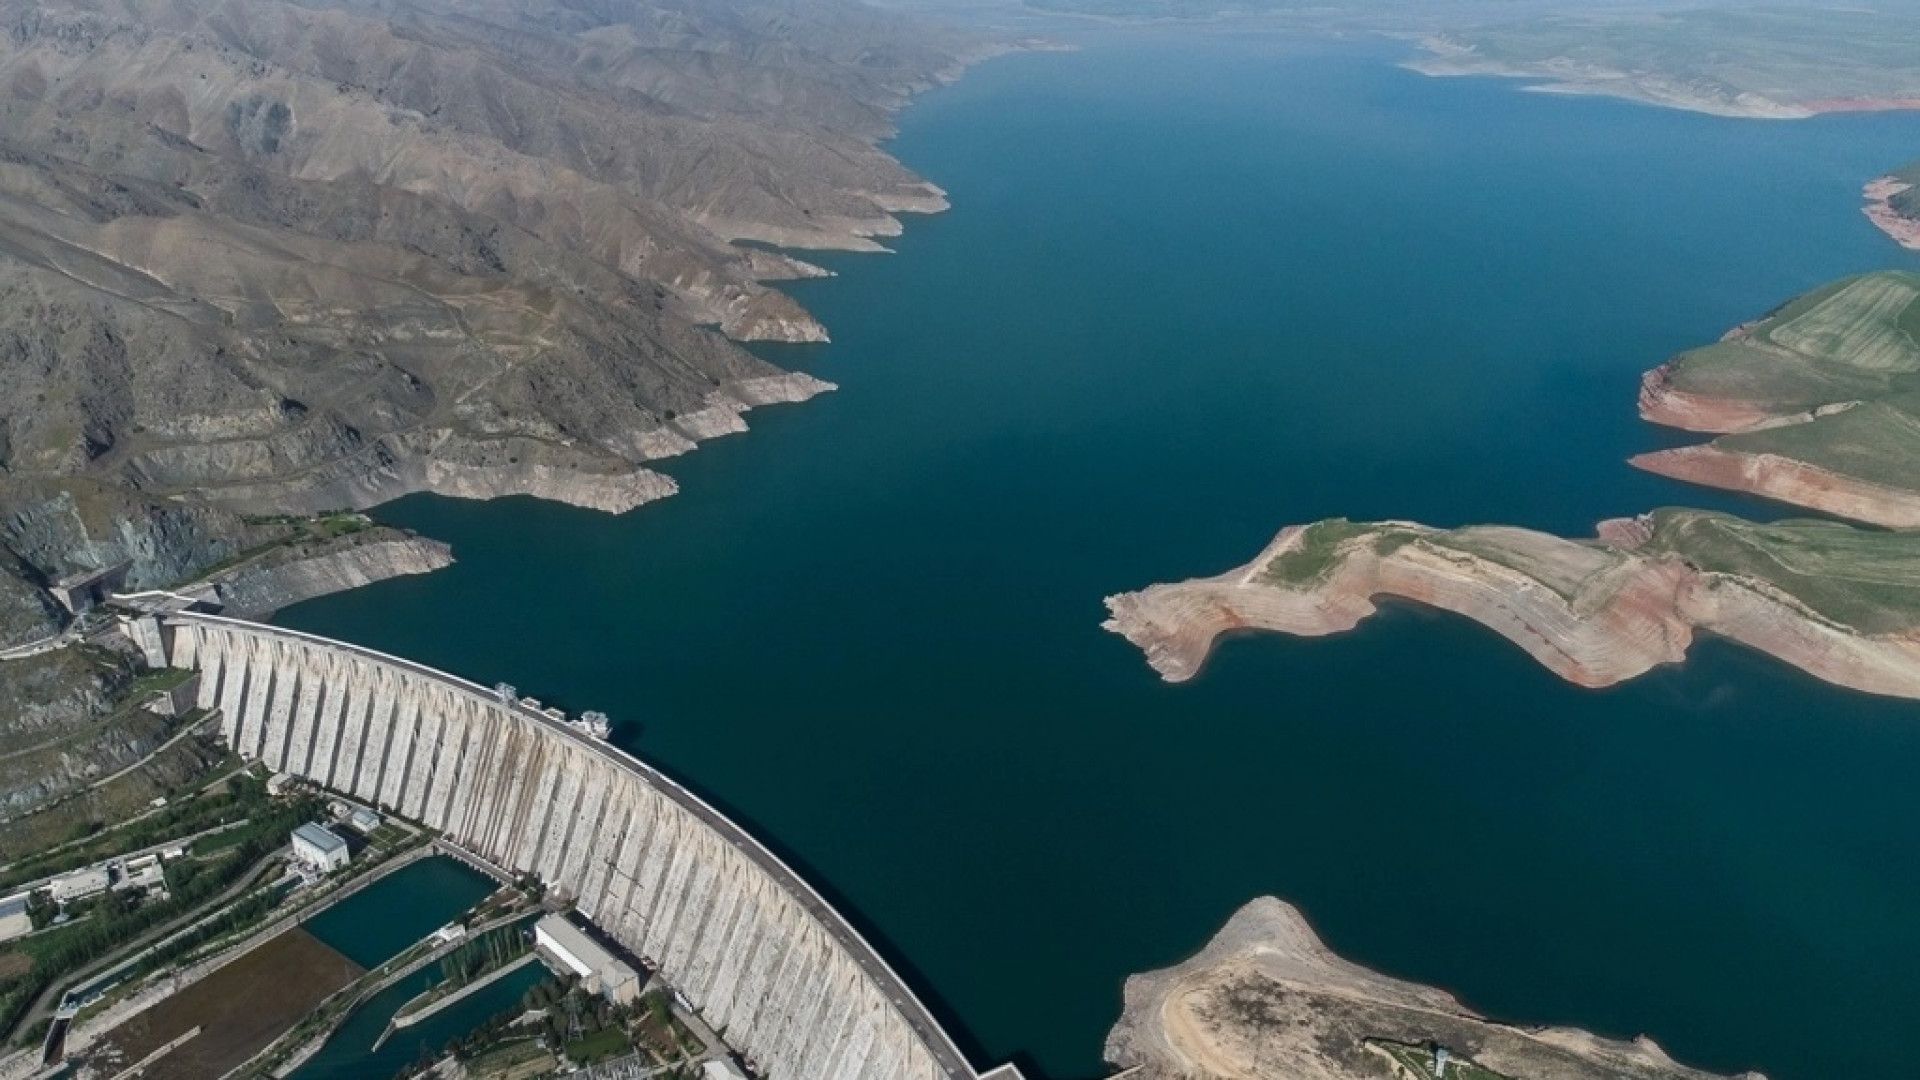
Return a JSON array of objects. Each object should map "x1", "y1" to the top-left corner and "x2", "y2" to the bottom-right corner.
[
  {"x1": 281, "y1": 32, "x2": 1920, "y2": 1080},
  {"x1": 289, "y1": 960, "x2": 545, "y2": 1080},
  {"x1": 304, "y1": 857, "x2": 494, "y2": 969}
]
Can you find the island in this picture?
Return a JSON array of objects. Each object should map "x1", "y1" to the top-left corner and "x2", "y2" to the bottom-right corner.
[
  {"x1": 1105, "y1": 896, "x2": 1759, "y2": 1080},
  {"x1": 1107, "y1": 270, "x2": 1920, "y2": 700}
]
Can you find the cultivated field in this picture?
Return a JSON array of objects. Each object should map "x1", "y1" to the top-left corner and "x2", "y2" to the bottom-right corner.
[{"x1": 1660, "y1": 271, "x2": 1920, "y2": 415}]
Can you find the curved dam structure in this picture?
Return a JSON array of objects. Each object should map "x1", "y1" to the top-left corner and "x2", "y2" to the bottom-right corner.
[{"x1": 158, "y1": 611, "x2": 1017, "y2": 1080}]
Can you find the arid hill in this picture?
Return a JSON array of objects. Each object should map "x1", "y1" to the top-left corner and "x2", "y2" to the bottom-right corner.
[{"x1": 1107, "y1": 897, "x2": 1758, "y2": 1080}]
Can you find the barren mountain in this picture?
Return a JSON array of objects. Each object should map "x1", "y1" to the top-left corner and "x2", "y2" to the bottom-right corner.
[{"x1": 0, "y1": 0, "x2": 987, "y2": 651}]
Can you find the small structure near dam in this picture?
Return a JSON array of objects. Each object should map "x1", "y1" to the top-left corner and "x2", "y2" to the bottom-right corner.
[{"x1": 157, "y1": 611, "x2": 1020, "y2": 1080}]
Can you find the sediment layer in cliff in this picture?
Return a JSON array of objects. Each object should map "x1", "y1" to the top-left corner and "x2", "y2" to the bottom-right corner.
[
  {"x1": 1106, "y1": 895, "x2": 1759, "y2": 1080},
  {"x1": 1104, "y1": 512, "x2": 1920, "y2": 701}
]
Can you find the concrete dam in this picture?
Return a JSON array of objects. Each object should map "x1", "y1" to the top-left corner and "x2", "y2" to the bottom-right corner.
[{"x1": 159, "y1": 611, "x2": 1021, "y2": 1080}]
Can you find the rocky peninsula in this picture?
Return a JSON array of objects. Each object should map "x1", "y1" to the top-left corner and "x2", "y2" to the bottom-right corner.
[
  {"x1": 1105, "y1": 511, "x2": 1920, "y2": 699},
  {"x1": 1109, "y1": 270, "x2": 1920, "y2": 700},
  {"x1": 1106, "y1": 896, "x2": 1758, "y2": 1080}
]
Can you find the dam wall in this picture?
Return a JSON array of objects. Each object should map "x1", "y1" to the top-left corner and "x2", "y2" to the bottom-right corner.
[{"x1": 161, "y1": 611, "x2": 1004, "y2": 1080}]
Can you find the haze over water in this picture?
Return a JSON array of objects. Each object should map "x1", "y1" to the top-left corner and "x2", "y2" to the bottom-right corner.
[{"x1": 282, "y1": 32, "x2": 1920, "y2": 1080}]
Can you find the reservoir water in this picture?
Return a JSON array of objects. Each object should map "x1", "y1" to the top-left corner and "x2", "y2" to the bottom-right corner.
[
  {"x1": 304, "y1": 857, "x2": 495, "y2": 969},
  {"x1": 294, "y1": 856, "x2": 502, "y2": 1078},
  {"x1": 280, "y1": 32, "x2": 1920, "y2": 1080}
]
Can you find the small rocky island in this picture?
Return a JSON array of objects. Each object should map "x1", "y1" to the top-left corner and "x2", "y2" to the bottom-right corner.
[
  {"x1": 1105, "y1": 897, "x2": 1759, "y2": 1080},
  {"x1": 1107, "y1": 269, "x2": 1920, "y2": 699}
]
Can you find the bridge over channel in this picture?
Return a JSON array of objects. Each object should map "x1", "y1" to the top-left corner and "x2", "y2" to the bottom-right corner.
[{"x1": 157, "y1": 611, "x2": 1023, "y2": 1080}]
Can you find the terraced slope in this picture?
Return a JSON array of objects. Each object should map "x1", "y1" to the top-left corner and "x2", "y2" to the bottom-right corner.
[{"x1": 1634, "y1": 271, "x2": 1920, "y2": 527}]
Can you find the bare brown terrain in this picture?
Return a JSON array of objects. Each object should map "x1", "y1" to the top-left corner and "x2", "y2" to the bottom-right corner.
[{"x1": 86, "y1": 926, "x2": 363, "y2": 1080}]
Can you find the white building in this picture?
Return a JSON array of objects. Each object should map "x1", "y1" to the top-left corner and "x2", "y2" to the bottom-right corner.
[
  {"x1": 349, "y1": 807, "x2": 382, "y2": 834},
  {"x1": 702, "y1": 1061, "x2": 749, "y2": 1080},
  {"x1": 292, "y1": 822, "x2": 350, "y2": 872},
  {"x1": 49, "y1": 867, "x2": 111, "y2": 903},
  {"x1": 114, "y1": 854, "x2": 166, "y2": 894},
  {"x1": 534, "y1": 914, "x2": 641, "y2": 1004},
  {"x1": 0, "y1": 893, "x2": 31, "y2": 943}
]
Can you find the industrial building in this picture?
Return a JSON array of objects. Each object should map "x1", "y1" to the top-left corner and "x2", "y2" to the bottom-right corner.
[
  {"x1": 49, "y1": 867, "x2": 112, "y2": 903},
  {"x1": 349, "y1": 807, "x2": 382, "y2": 834},
  {"x1": 113, "y1": 854, "x2": 166, "y2": 894},
  {"x1": 291, "y1": 822, "x2": 350, "y2": 872},
  {"x1": 534, "y1": 914, "x2": 642, "y2": 1004}
]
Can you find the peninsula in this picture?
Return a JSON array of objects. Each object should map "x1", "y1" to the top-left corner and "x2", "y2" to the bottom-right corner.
[
  {"x1": 1409, "y1": 7, "x2": 1920, "y2": 119},
  {"x1": 1104, "y1": 511, "x2": 1920, "y2": 698},
  {"x1": 1107, "y1": 270, "x2": 1920, "y2": 701},
  {"x1": 1633, "y1": 271, "x2": 1920, "y2": 528},
  {"x1": 1105, "y1": 897, "x2": 1758, "y2": 1080}
]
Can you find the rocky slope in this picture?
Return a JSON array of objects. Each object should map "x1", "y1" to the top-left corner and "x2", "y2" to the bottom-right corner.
[
  {"x1": 0, "y1": 0, "x2": 983, "y2": 643},
  {"x1": 1863, "y1": 173, "x2": 1920, "y2": 251},
  {"x1": 1107, "y1": 896, "x2": 1757, "y2": 1080},
  {"x1": 0, "y1": 644, "x2": 155, "y2": 818},
  {"x1": 203, "y1": 528, "x2": 453, "y2": 618},
  {"x1": 1105, "y1": 512, "x2": 1920, "y2": 700}
]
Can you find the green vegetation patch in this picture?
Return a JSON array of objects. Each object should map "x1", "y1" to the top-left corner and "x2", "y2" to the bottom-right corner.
[
  {"x1": 0, "y1": 786, "x2": 323, "y2": 1043},
  {"x1": 1421, "y1": 527, "x2": 1625, "y2": 605},
  {"x1": 1718, "y1": 394, "x2": 1920, "y2": 493},
  {"x1": 1661, "y1": 272, "x2": 1920, "y2": 412},
  {"x1": 1644, "y1": 509, "x2": 1920, "y2": 634},
  {"x1": 1263, "y1": 519, "x2": 1377, "y2": 586}
]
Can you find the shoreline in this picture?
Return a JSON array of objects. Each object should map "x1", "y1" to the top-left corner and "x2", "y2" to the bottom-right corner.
[
  {"x1": 1864, "y1": 175, "x2": 1920, "y2": 251},
  {"x1": 1406, "y1": 38, "x2": 1920, "y2": 120}
]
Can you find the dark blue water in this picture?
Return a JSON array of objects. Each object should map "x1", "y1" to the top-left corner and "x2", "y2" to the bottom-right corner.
[
  {"x1": 281, "y1": 33, "x2": 1920, "y2": 1080},
  {"x1": 304, "y1": 857, "x2": 494, "y2": 969}
]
